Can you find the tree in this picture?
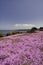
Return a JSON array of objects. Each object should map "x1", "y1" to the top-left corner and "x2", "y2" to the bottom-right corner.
[
  {"x1": 39, "y1": 27, "x2": 43, "y2": 31},
  {"x1": 30, "y1": 27, "x2": 37, "y2": 33}
]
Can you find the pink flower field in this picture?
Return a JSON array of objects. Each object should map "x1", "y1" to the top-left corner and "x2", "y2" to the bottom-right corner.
[{"x1": 0, "y1": 31, "x2": 43, "y2": 65}]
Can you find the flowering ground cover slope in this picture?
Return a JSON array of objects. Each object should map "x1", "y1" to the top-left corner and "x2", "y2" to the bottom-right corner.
[{"x1": 0, "y1": 31, "x2": 43, "y2": 65}]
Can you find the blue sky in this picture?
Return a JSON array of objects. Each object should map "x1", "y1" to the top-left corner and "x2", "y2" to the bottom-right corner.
[{"x1": 0, "y1": 0, "x2": 43, "y2": 30}]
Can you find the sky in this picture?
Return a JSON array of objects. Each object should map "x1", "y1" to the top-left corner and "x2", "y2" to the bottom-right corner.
[{"x1": 0, "y1": 0, "x2": 43, "y2": 30}]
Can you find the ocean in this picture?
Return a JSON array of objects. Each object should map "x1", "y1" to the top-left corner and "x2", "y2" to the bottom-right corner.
[
  {"x1": 0, "y1": 29, "x2": 27, "y2": 36},
  {"x1": 0, "y1": 30, "x2": 15, "y2": 35}
]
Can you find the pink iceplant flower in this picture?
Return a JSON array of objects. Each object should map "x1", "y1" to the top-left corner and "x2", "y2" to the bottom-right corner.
[{"x1": 0, "y1": 31, "x2": 43, "y2": 65}]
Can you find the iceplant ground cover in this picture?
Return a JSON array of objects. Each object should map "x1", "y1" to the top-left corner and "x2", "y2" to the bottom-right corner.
[{"x1": 0, "y1": 31, "x2": 43, "y2": 65}]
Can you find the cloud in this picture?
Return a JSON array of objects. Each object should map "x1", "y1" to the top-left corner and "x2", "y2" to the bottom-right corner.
[
  {"x1": 0, "y1": 24, "x2": 36, "y2": 30},
  {"x1": 13, "y1": 24, "x2": 36, "y2": 29}
]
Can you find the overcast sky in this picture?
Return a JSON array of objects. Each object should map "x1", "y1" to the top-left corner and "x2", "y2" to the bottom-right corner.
[{"x1": 0, "y1": 0, "x2": 43, "y2": 30}]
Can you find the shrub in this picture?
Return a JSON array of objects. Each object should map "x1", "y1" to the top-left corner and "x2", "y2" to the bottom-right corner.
[
  {"x1": 27, "y1": 29, "x2": 30, "y2": 33},
  {"x1": 12, "y1": 32, "x2": 17, "y2": 35},
  {"x1": 16, "y1": 31, "x2": 20, "y2": 34},
  {"x1": 0, "y1": 32, "x2": 3, "y2": 37},
  {"x1": 27, "y1": 27, "x2": 37, "y2": 33},
  {"x1": 6, "y1": 32, "x2": 12, "y2": 36},
  {"x1": 12, "y1": 31, "x2": 22, "y2": 35},
  {"x1": 39, "y1": 27, "x2": 43, "y2": 31},
  {"x1": 30, "y1": 27, "x2": 37, "y2": 33}
]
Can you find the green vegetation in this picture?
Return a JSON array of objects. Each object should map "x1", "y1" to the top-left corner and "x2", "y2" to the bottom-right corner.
[
  {"x1": 6, "y1": 31, "x2": 20, "y2": 36},
  {"x1": 0, "y1": 32, "x2": 3, "y2": 37},
  {"x1": 0, "y1": 27, "x2": 43, "y2": 37},
  {"x1": 39, "y1": 27, "x2": 43, "y2": 31},
  {"x1": 6, "y1": 32, "x2": 12, "y2": 36},
  {"x1": 27, "y1": 27, "x2": 38, "y2": 33},
  {"x1": 12, "y1": 32, "x2": 16, "y2": 35},
  {"x1": 30, "y1": 27, "x2": 37, "y2": 33}
]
